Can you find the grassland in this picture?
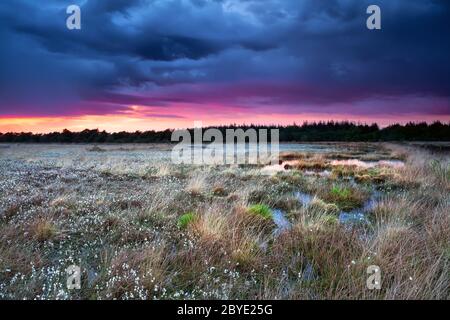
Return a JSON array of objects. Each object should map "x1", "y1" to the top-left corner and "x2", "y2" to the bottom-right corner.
[{"x1": 0, "y1": 142, "x2": 448, "y2": 300}]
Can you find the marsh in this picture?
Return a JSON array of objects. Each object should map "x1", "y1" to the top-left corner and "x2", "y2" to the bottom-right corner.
[{"x1": 0, "y1": 142, "x2": 448, "y2": 299}]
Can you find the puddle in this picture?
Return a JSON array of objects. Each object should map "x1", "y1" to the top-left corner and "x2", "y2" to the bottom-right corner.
[
  {"x1": 261, "y1": 163, "x2": 331, "y2": 177},
  {"x1": 87, "y1": 267, "x2": 99, "y2": 287},
  {"x1": 363, "y1": 190, "x2": 381, "y2": 211},
  {"x1": 267, "y1": 190, "x2": 381, "y2": 256},
  {"x1": 294, "y1": 190, "x2": 381, "y2": 226},
  {"x1": 301, "y1": 262, "x2": 317, "y2": 281},
  {"x1": 272, "y1": 209, "x2": 291, "y2": 235},
  {"x1": 295, "y1": 192, "x2": 314, "y2": 207},
  {"x1": 260, "y1": 160, "x2": 299, "y2": 175},
  {"x1": 260, "y1": 163, "x2": 286, "y2": 175},
  {"x1": 252, "y1": 208, "x2": 292, "y2": 246},
  {"x1": 262, "y1": 158, "x2": 404, "y2": 175},
  {"x1": 338, "y1": 211, "x2": 367, "y2": 224},
  {"x1": 331, "y1": 159, "x2": 404, "y2": 168},
  {"x1": 266, "y1": 188, "x2": 381, "y2": 287},
  {"x1": 304, "y1": 170, "x2": 331, "y2": 177},
  {"x1": 258, "y1": 209, "x2": 291, "y2": 251},
  {"x1": 338, "y1": 191, "x2": 381, "y2": 225},
  {"x1": 267, "y1": 208, "x2": 317, "y2": 285},
  {"x1": 279, "y1": 144, "x2": 339, "y2": 153}
]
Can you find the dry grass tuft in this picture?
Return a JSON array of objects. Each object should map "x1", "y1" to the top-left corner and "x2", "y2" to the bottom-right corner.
[
  {"x1": 192, "y1": 208, "x2": 227, "y2": 242},
  {"x1": 185, "y1": 173, "x2": 208, "y2": 196},
  {"x1": 31, "y1": 219, "x2": 58, "y2": 242}
]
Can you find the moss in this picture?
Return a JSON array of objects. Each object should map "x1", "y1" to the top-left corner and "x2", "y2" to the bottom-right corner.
[
  {"x1": 279, "y1": 152, "x2": 309, "y2": 161},
  {"x1": 331, "y1": 186, "x2": 350, "y2": 198},
  {"x1": 354, "y1": 168, "x2": 393, "y2": 184},
  {"x1": 177, "y1": 212, "x2": 196, "y2": 229},
  {"x1": 247, "y1": 204, "x2": 272, "y2": 220},
  {"x1": 354, "y1": 174, "x2": 372, "y2": 183},
  {"x1": 331, "y1": 166, "x2": 356, "y2": 178},
  {"x1": 310, "y1": 198, "x2": 340, "y2": 215},
  {"x1": 323, "y1": 185, "x2": 365, "y2": 211},
  {"x1": 288, "y1": 160, "x2": 330, "y2": 171}
]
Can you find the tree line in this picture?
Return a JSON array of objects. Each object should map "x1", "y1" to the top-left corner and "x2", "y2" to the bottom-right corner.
[{"x1": 0, "y1": 121, "x2": 449, "y2": 143}]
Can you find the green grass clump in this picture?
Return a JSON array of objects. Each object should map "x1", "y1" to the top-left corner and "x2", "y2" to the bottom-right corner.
[
  {"x1": 247, "y1": 204, "x2": 272, "y2": 219},
  {"x1": 324, "y1": 185, "x2": 365, "y2": 211},
  {"x1": 331, "y1": 186, "x2": 351, "y2": 198},
  {"x1": 177, "y1": 212, "x2": 196, "y2": 229}
]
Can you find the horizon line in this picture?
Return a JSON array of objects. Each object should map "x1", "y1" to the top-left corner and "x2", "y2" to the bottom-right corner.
[{"x1": 1, "y1": 120, "x2": 449, "y2": 135}]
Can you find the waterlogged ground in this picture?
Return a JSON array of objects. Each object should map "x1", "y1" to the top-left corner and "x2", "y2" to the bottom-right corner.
[{"x1": 0, "y1": 142, "x2": 449, "y2": 299}]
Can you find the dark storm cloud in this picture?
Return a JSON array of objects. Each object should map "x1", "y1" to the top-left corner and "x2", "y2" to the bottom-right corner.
[{"x1": 0, "y1": 0, "x2": 449, "y2": 117}]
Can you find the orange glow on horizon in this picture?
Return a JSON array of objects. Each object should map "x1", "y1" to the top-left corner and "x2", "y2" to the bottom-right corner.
[{"x1": 1, "y1": 113, "x2": 449, "y2": 134}]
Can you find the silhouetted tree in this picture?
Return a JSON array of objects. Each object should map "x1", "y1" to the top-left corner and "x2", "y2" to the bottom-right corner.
[{"x1": 0, "y1": 122, "x2": 449, "y2": 143}]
